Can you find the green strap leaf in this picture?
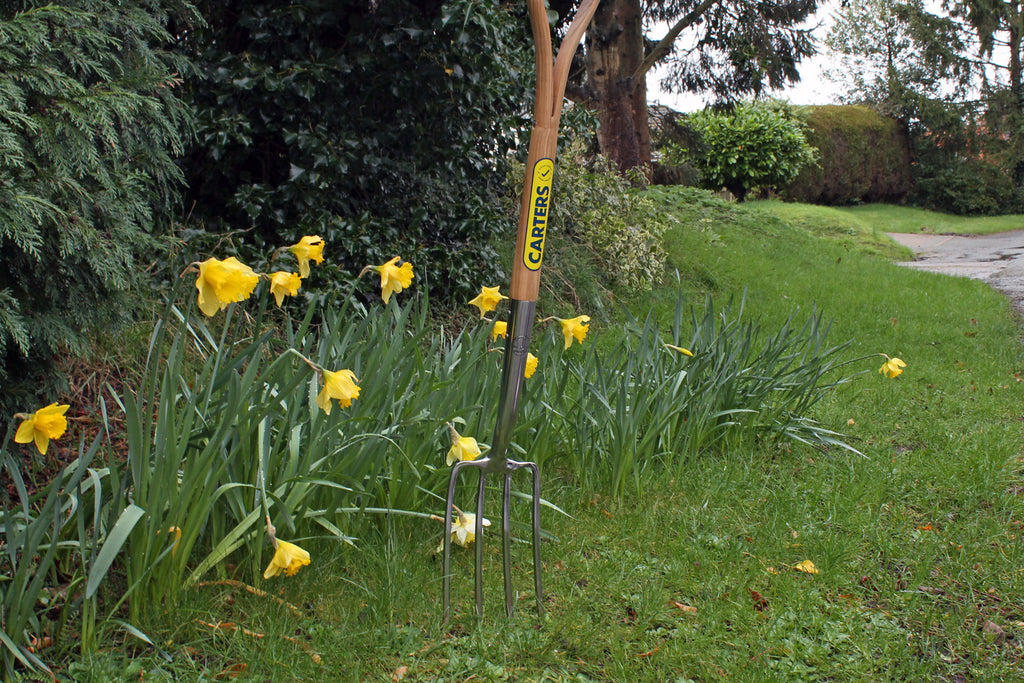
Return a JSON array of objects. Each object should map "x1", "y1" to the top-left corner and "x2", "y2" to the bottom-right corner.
[{"x1": 86, "y1": 504, "x2": 145, "y2": 599}]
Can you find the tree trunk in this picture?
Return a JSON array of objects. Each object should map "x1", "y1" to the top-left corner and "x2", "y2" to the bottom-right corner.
[
  {"x1": 585, "y1": 0, "x2": 651, "y2": 176},
  {"x1": 1008, "y1": 0, "x2": 1024, "y2": 185}
]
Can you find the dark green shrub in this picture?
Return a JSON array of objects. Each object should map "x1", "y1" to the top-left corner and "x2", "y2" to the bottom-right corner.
[
  {"x1": 914, "y1": 159, "x2": 1017, "y2": 216},
  {"x1": 650, "y1": 106, "x2": 704, "y2": 187},
  {"x1": 783, "y1": 105, "x2": 913, "y2": 205},
  {"x1": 0, "y1": 1, "x2": 193, "y2": 400},
  {"x1": 177, "y1": 0, "x2": 536, "y2": 303}
]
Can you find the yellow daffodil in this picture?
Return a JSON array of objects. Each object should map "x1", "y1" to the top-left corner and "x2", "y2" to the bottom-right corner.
[
  {"x1": 879, "y1": 356, "x2": 907, "y2": 378},
  {"x1": 269, "y1": 271, "x2": 302, "y2": 306},
  {"x1": 195, "y1": 257, "x2": 260, "y2": 317},
  {"x1": 315, "y1": 368, "x2": 360, "y2": 415},
  {"x1": 525, "y1": 352, "x2": 538, "y2": 378},
  {"x1": 468, "y1": 286, "x2": 507, "y2": 318},
  {"x1": 557, "y1": 315, "x2": 591, "y2": 349},
  {"x1": 370, "y1": 256, "x2": 414, "y2": 304},
  {"x1": 288, "y1": 236, "x2": 325, "y2": 278},
  {"x1": 491, "y1": 320, "x2": 508, "y2": 341},
  {"x1": 664, "y1": 343, "x2": 694, "y2": 357},
  {"x1": 450, "y1": 511, "x2": 490, "y2": 548},
  {"x1": 446, "y1": 422, "x2": 481, "y2": 466},
  {"x1": 263, "y1": 539, "x2": 311, "y2": 578},
  {"x1": 14, "y1": 403, "x2": 70, "y2": 455}
]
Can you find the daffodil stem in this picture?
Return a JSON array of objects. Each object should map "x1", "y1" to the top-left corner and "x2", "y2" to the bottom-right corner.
[
  {"x1": 281, "y1": 347, "x2": 322, "y2": 374},
  {"x1": 265, "y1": 515, "x2": 277, "y2": 548}
]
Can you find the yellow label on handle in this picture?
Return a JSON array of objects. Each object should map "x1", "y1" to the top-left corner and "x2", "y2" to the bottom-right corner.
[{"x1": 523, "y1": 158, "x2": 554, "y2": 271}]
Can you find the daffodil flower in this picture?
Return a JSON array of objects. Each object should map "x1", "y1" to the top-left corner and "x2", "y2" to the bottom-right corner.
[
  {"x1": 879, "y1": 355, "x2": 907, "y2": 378},
  {"x1": 525, "y1": 352, "x2": 538, "y2": 378},
  {"x1": 557, "y1": 315, "x2": 591, "y2": 349},
  {"x1": 269, "y1": 271, "x2": 302, "y2": 306},
  {"x1": 437, "y1": 511, "x2": 491, "y2": 553},
  {"x1": 491, "y1": 320, "x2": 508, "y2": 341},
  {"x1": 446, "y1": 422, "x2": 481, "y2": 466},
  {"x1": 664, "y1": 343, "x2": 694, "y2": 357},
  {"x1": 368, "y1": 256, "x2": 414, "y2": 304},
  {"x1": 315, "y1": 368, "x2": 360, "y2": 415},
  {"x1": 288, "y1": 236, "x2": 325, "y2": 278},
  {"x1": 468, "y1": 286, "x2": 507, "y2": 318},
  {"x1": 14, "y1": 403, "x2": 70, "y2": 455},
  {"x1": 263, "y1": 539, "x2": 311, "y2": 578},
  {"x1": 195, "y1": 257, "x2": 260, "y2": 317}
]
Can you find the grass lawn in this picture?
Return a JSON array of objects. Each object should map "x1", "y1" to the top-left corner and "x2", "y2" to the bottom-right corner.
[
  {"x1": 68, "y1": 194, "x2": 1024, "y2": 682},
  {"x1": 827, "y1": 203, "x2": 1024, "y2": 236}
]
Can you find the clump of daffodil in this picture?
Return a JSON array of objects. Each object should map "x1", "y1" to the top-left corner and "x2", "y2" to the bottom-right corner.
[
  {"x1": 288, "y1": 235, "x2": 325, "y2": 278},
  {"x1": 435, "y1": 506, "x2": 491, "y2": 552},
  {"x1": 525, "y1": 352, "x2": 538, "y2": 379},
  {"x1": 664, "y1": 343, "x2": 694, "y2": 357},
  {"x1": 547, "y1": 314, "x2": 590, "y2": 349},
  {"x1": 491, "y1": 320, "x2": 508, "y2": 342},
  {"x1": 268, "y1": 271, "x2": 302, "y2": 306},
  {"x1": 468, "y1": 286, "x2": 507, "y2": 318},
  {"x1": 360, "y1": 257, "x2": 414, "y2": 304},
  {"x1": 193, "y1": 256, "x2": 260, "y2": 316},
  {"x1": 446, "y1": 422, "x2": 481, "y2": 466},
  {"x1": 316, "y1": 368, "x2": 361, "y2": 415},
  {"x1": 263, "y1": 516, "x2": 311, "y2": 579},
  {"x1": 879, "y1": 354, "x2": 907, "y2": 378},
  {"x1": 14, "y1": 403, "x2": 70, "y2": 455}
]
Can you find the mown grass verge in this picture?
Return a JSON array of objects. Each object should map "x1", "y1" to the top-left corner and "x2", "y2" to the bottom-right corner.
[
  {"x1": 25, "y1": 191, "x2": 1024, "y2": 682},
  {"x1": 826, "y1": 202, "x2": 1024, "y2": 236}
]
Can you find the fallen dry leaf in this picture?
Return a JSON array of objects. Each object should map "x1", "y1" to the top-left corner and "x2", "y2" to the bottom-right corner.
[
  {"x1": 669, "y1": 600, "x2": 697, "y2": 614},
  {"x1": 214, "y1": 663, "x2": 247, "y2": 680},
  {"x1": 794, "y1": 560, "x2": 819, "y2": 574},
  {"x1": 749, "y1": 589, "x2": 768, "y2": 612},
  {"x1": 983, "y1": 621, "x2": 1007, "y2": 645},
  {"x1": 392, "y1": 665, "x2": 409, "y2": 681}
]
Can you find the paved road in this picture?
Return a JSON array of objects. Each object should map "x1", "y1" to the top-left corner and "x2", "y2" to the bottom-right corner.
[{"x1": 887, "y1": 230, "x2": 1024, "y2": 315}]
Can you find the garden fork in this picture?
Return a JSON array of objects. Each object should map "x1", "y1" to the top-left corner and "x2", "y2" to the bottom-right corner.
[{"x1": 442, "y1": 0, "x2": 600, "y2": 621}]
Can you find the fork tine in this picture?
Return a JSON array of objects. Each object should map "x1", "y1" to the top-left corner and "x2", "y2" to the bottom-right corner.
[
  {"x1": 526, "y1": 461, "x2": 545, "y2": 618},
  {"x1": 502, "y1": 469, "x2": 514, "y2": 617}
]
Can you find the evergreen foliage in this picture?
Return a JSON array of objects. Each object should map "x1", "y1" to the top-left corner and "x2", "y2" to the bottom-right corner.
[
  {"x1": 668, "y1": 103, "x2": 817, "y2": 202},
  {"x1": 783, "y1": 105, "x2": 914, "y2": 205},
  {"x1": 0, "y1": 1, "x2": 194, "y2": 396},
  {"x1": 826, "y1": 0, "x2": 1023, "y2": 213},
  {"x1": 176, "y1": 0, "x2": 536, "y2": 302}
]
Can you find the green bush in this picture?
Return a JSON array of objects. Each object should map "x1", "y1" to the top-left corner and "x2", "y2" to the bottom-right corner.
[
  {"x1": 177, "y1": 0, "x2": 536, "y2": 303},
  {"x1": 0, "y1": 1, "x2": 193, "y2": 399},
  {"x1": 669, "y1": 102, "x2": 818, "y2": 202},
  {"x1": 914, "y1": 159, "x2": 1017, "y2": 216},
  {"x1": 783, "y1": 105, "x2": 913, "y2": 205}
]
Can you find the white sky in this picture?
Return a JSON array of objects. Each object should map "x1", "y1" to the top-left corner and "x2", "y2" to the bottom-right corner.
[{"x1": 647, "y1": 1, "x2": 845, "y2": 112}]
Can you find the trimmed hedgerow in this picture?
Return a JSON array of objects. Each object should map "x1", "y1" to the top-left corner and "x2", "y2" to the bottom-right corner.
[{"x1": 783, "y1": 105, "x2": 913, "y2": 205}]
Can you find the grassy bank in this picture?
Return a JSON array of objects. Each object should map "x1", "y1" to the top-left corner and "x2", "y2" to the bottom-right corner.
[{"x1": 57, "y1": 192, "x2": 1024, "y2": 681}]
